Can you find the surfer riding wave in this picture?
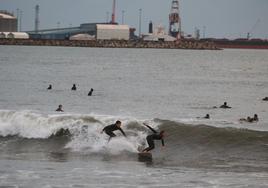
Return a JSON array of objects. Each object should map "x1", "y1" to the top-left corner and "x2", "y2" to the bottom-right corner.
[{"x1": 142, "y1": 123, "x2": 165, "y2": 153}]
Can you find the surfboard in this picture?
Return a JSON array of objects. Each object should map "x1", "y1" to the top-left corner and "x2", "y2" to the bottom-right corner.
[{"x1": 138, "y1": 152, "x2": 152, "y2": 162}]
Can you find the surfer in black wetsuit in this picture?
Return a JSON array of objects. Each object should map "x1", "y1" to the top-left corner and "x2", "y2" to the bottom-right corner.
[
  {"x1": 220, "y1": 102, "x2": 232, "y2": 109},
  {"x1": 101, "y1": 120, "x2": 126, "y2": 142},
  {"x1": 142, "y1": 123, "x2": 165, "y2": 153},
  {"x1": 56, "y1": 104, "x2": 64, "y2": 112},
  {"x1": 71, "y1": 84, "x2": 77, "y2": 91},
  {"x1": 88, "y1": 88, "x2": 94, "y2": 96}
]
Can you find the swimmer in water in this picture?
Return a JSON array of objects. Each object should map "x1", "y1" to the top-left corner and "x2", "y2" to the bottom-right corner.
[
  {"x1": 262, "y1": 97, "x2": 268, "y2": 101},
  {"x1": 56, "y1": 104, "x2": 64, "y2": 112},
  {"x1": 220, "y1": 102, "x2": 232, "y2": 109},
  {"x1": 71, "y1": 84, "x2": 77, "y2": 91},
  {"x1": 47, "y1": 84, "x2": 52, "y2": 90},
  {"x1": 88, "y1": 88, "x2": 94, "y2": 96}
]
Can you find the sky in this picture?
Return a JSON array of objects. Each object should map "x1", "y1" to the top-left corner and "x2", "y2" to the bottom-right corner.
[{"x1": 1, "y1": 0, "x2": 268, "y2": 39}]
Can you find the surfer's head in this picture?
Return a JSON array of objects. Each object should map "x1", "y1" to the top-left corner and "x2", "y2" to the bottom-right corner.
[
  {"x1": 115, "y1": 120, "x2": 122, "y2": 127},
  {"x1": 160, "y1": 130, "x2": 165, "y2": 137}
]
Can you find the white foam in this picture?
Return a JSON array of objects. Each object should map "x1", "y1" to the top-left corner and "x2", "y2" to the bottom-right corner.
[{"x1": 0, "y1": 110, "x2": 150, "y2": 154}]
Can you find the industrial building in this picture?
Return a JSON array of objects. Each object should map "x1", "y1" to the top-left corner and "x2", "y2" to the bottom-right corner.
[
  {"x1": 28, "y1": 23, "x2": 131, "y2": 40},
  {"x1": 26, "y1": 0, "x2": 131, "y2": 40},
  {"x1": 0, "y1": 11, "x2": 18, "y2": 32},
  {"x1": 143, "y1": 23, "x2": 176, "y2": 42},
  {"x1": 96, "y1": 24, "x2": 129, "y2": 40},
  {"x1": 28, "y1": 23, "x2": 99, "y2": 40}
]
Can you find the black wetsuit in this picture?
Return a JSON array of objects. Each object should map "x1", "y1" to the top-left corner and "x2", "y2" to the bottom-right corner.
[
  {"x1": 143, "y1": 125, "x2": 164, "y2": 152},
  {"x1": 103, "y1": 124, "x2": 126, "y2": 139},
  {"x1": 71, "y1": 85, "x2": 77, "y2": 91},
  {"x1": 88, "y1": 89, "x2": 94, "y2": 96}
]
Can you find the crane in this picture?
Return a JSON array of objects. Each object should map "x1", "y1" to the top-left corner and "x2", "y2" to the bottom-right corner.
[{"x1": 247, "y1": 19, "x2": 260, "y2": 39}]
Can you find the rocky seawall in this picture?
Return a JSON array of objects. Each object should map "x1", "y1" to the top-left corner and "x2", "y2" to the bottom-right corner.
[{"x1": 0, "y1": 39, "x2": 219, "y2": 50}]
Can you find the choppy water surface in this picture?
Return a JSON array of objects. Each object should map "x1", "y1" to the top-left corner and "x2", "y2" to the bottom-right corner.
[{"x1": 0, "y1": 46, "x2": 268, "y2": 187}]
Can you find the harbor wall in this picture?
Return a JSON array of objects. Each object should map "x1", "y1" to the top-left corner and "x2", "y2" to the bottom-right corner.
[{"x1": 0, "y1": 39, "x2": 219, "y2": 50}]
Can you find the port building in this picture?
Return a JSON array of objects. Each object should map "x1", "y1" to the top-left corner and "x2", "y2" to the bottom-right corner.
[
  {"x1": 96, "y1": 24, "x2": 129, "y2": 40},
  {"x1": 0, "y1": 11, "x2": 18, "y2": 32},
  {"x1": 27, "y1": 23, "x2": 131, "y2": 40},
  {"x1": 143, "y1": 23, "x2": 176, "y2": 42}
]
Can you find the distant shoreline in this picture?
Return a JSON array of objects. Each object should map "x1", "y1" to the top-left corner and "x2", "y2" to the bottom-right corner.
[{"x1": 0, "y1": 39, "x2": 219, "y2": 50}]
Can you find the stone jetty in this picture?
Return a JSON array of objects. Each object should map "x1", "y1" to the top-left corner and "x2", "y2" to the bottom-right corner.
[{"x1": 0, "y1": 38, "x2": 219, "y2": 50}]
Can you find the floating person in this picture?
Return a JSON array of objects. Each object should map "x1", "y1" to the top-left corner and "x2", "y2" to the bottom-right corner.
[
  {"x1": 101, "y1": 120, "x2": 126, "y2": 142},
  {"x1": 253, "y1": 114, "x2": 259, "y2": 122},
  {"x1": 88, "y1": 88, "x2": 94, "y2": 96},
  {"x1": 142, "y1": 123, "x2": 165, "y2": 153},
  {"x1": 197, "y1": 114, "x2": 210, "y2": 119},
  {"x1": 56, "y1": 104, "x2": 64, "y2": 112},
  {"x1": 220, "y1": 102, "x2": 232, "y2": 109},
  {"x1": 239, "y1": 114, "x2": 259, "y2": 123},
  {"x1": 239, "y1": 116, "x2": 253, "y2": 123},
  {"x1": 71, "y1": 84, "x2": 77, "y2": 91},
  {"x1": 262, "y1": 97, "x2": 268, "y2": 101},
  {"x1": 47, "y1": 84, "x2": 52, "y2": 90}
]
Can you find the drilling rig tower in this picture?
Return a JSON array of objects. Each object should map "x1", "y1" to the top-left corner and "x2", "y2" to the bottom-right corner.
[{"x1": 169, "y1": 0, "x2": 182, "y2": 38}]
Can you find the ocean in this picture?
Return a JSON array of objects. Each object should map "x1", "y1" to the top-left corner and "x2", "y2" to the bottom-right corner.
[{"x1": 0, "y1": 45, "x2": 267, "y2": 187}]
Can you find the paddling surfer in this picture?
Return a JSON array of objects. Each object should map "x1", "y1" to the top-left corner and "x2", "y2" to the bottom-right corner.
[
  {"x1": 71, "y1": 84, "x2": 77, "y2": 91},
  {"x1": 142, "y1": 123, "x2": 165, "y2": 153},
  {"x1": 220, "y1": 102, "x2": 232, "y2": 109},
  {"x1": 56, "y1": 104, "x2": 64, "y2": 112}
]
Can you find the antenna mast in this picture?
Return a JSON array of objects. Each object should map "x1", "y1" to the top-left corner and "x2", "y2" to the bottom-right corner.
[
  {"x1": 35, "y1": 5, "x2": 40, "y2": 33},
  {"x1": 111, "y1": 0, "x2": 116, "y2": 24}
]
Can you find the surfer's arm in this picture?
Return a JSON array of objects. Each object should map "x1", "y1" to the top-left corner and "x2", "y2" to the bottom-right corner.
[
  {"x1": 119, "y1": 128, "x2": 127, "y2": 137},
  {"x1": 143, "y1": 123, "x2": 157, "y2": 134},
  {"x1": 101, "y1": 126, "x2": 107, "y2": 134}
]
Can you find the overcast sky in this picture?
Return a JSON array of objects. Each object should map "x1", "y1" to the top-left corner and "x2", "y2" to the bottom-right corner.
[{"x1": 1, "y1": 0, "x2": 268, "y2": 39}]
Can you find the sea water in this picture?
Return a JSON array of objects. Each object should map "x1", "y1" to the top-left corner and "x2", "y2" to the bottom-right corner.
[{"x1": 0, "y1": 46, "x2": 268, "y2": 187}]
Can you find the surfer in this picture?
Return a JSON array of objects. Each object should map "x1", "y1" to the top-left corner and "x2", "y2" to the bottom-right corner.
[
  {"x1": 197, "y1": 114, "x2": 210, "y2": 119},
  {"x1": 88, "y1": 88, "x2": 94, "y2": 96},
  {"x1": 239, "y1": 116, "x2": 252, "y2": 123},
  {"x1": 71, "y1": 84, "x2": 77, "y2": 91},
  {"x1": 253, "y1": 114, "x2": 259, "y2": 122},
  {"x1": 56, "y1": 104, "x2": 64, "y2": 112},
  {"x1": 220, "y1": 102, "x2": 232, "y2": 109},
  {"x1": 101, "y1": 120, "x2": 126, "y2": 142},
  {"x1": 239, "y1": 114, "x2": 258, "y2": 123},
  {"x1": 262, "y1": 97, "x2": 268, "y2": 101},
  {"x1": 142, "y1": 123, "x2": 165, "y2": 153},
  {"x1": 47, "y1": 84, "x2": 52, "y2": 90}
]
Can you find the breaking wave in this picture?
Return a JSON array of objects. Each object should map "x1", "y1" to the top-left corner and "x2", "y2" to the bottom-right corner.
[{"x1": 0, "y1": 110, "x2": 268, "y2": 167}]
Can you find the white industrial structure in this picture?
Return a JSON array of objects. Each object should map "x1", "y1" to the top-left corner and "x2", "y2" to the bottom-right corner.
[
  {"x1": 0, "y1": 32, "x2": 29, "y2": 39},
  {"x1": 70, "y1": 33, "x2": 95, "y2": 41},
  {"x1": 96, "y1": 24, "x2": 129, "y2": 40},
  {"x1": 143, "y1": 24, "x2": 176, "y2": 42}
]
